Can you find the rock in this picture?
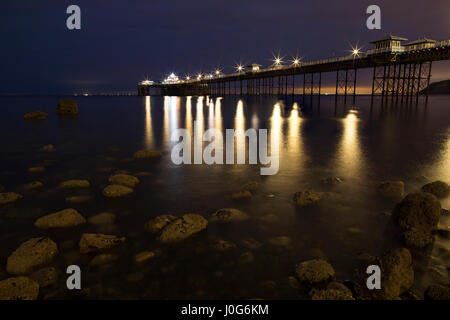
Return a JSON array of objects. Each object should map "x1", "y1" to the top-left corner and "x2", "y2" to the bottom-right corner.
[
  {"x1": 135, "y1": 171, "x2": 152, "y2": 177},
  {"x1": 0, "y1": 277, "x2": 39, "y2": 300},
  {"x1": 133, "y1": 150, "x2": 162, "y2": 159},
  {"x1": 239, "y1": 251, "x2": 254, "y2": 264},
  {"x1": 6, "y1": 237, "x2": 58, "y2": 275},
  {"x1": 320, "y1": 177, "x2": 343, "y2": 186},
  {"x1": 392, "y1": 193, "x2": 441, "y2": 233},
  {"x1": 355, "y1": 248, "x2": 414, "y2": 299},
  {"x1": 293, "y1": 190, "x2": 322, "y2": 206},
  {"x1": 422, "y1": 181, "x2": 449, "y2": 198},
  {"x1": 242, "y1": 181, "x2": 258, "y2": 191},
  {"x1": 23, "y1": 181, "x2": 43, "y2": 190},
  {"x1": 210, "y1": 208, "x2": 249, "y2": 223},
  {"x1": 30, "y1": 267, "x2": 58, "y2": 288},
  {"x1": 28, "y1": 166, "x2": 45, "y2": 173},
  {"x1": 59, "y1": 179, "x2": 90, "y2": 188},
  {"x1": 40, "y1": 144, "x2": 54, "y2": 152},
  {"x1": 88, "y1": 254, "x2": 119, "y2": 267},
  {"x1": 231, "y1": 190, "x2": 252, "y2": 200},
  {"x1": 311, "y1": 288, "x2": 354, "y2": 300},
  {"x1": 288, "y1": 276, "x2": 300, "y2": 289},
  {"x1": 34, "y1": 208, "x2": 86, "y2": 229},
  {"x1": 65, "y1": 195, "x2": 94, "y2": 203},
  {"x1": 79, "y1": 234, "x2": 126, "y2": 254},
  {"x1": 268, "y1": 236, "x2": 292, "y2": 247},
  {"x1": 24, "y1": 110, "x2": 48, "y2": 120},
  {"x1": 241, "y1": 238, "x2": 262, "y2": 249},
  {"x1": 145, "y1": 215, "x2": 177, "y2": 233},
  {"x1": 56, "y1": 100, "x2": 78, "y2": 116},
  {"x1": 424, "y1": 284, "x2": 450, "y2": 300},
  {"x1": 0, "y1": 192, "x2": 23, "y2": 204},
  {"x1": 88, "y1": 212, "x2": 116, "y2": 225},
  {"x1": 378, "y1": 181, "x2": 404, "y2": 200},
  {"x1": 259, "y1": 214, "x2": 279, "y2": 224},
  {"x1": 108, "y1": 174, "x2": 139, "y2": 188},
  {"x1": 210, "y1": 240, "x2": 236, "y2": 251},
  {"x1": 158, "y1": 214, "x2": 208, "y2": 244},
  {"x1": 102, "y1": 184, "x2": 133, "y2": 198},
  {"x1": 402, "y1": 229, "x2": 434, "y2": 249},
  {"x1": 295, "y1": 259, "x2": 335, "y2": 285},
  {"x1": 134, "y1": 251, "x2": 155, "y2": 264}
]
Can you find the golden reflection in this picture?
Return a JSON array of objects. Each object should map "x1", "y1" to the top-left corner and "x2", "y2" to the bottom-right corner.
[
  {"x1": 214, "y1": 98, "x2": 222, "y2": 132},
  {"x1": 270, "y1": 102, "x2": 282, "y2": 159},
  {"x1": 163, "y1": 96, "x2": 180, "y2": 147},
  {"x1": 337, "y1": 110, "x2": 362, "y2": 176},
  {"x1": 234, "y1": 100, "x2": 246, "y2": 161},
  {"x1": 194, "y1": 96, "x2": 204, "y2": 164},
  {"x1": 208, "y1": 97, "x2": 215, "y2": 129},
  {"x1": 286, "y1": 103, "x2": 303, "y2": 166},
  {"x1": 144, "y1": 96, "x2": 153, "y2": 149},
  {"x1": 185, "y1": 96, "x2": 192, "y2": 133}
]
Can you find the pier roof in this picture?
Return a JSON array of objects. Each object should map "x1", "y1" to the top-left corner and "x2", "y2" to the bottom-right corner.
[{"x1": 370, "y1": 35, "x2": 408, "y2": 44}]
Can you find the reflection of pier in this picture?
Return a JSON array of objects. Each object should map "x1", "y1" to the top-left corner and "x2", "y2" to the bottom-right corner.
[{"x1": 138, "y1": 36, "x2": 450, "y2": 105}]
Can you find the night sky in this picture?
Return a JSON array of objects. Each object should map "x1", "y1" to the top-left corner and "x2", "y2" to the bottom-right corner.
[{"x1": 1, "y1": 0, "x2": 449, "y2": 95}]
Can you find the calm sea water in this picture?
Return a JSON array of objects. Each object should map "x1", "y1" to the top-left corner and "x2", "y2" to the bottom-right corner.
[{"x1": 0, "y1": 94, "x2": 449, "y2": 299}]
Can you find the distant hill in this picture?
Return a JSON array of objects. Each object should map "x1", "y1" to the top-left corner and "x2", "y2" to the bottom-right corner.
[{"x1": 420, "y1": 79, "x2": 450, "y2": 94}]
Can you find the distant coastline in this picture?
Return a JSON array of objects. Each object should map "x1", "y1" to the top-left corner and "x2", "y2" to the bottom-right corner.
[{"x1": 421, "y1": 79, "x2": 450, "y2": 94}]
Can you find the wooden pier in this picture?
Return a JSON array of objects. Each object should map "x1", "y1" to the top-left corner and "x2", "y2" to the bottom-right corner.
[{"x1": 138, "y1": 36, "x2": 450, "y2": 105}]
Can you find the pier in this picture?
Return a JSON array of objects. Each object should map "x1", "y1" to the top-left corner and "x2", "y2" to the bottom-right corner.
[{"x1": 138, "y1": 35, "x2": 450, "y2": 105}]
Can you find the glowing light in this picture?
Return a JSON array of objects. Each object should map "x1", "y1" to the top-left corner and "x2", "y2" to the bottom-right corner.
[
  {"x1": 236, "y1": 64, "x2": 244, "y2": 73},
  {"x1": 186, "y1": 75, "x2": 191, "y2": 81},
  {"x1": 197, "y1": 73, "x2": 203, "y2": 80},
  {"x1": 350, "y1": 44, "x2": 362, "y2": 57},
  {"x1": 273, "y1": 54, "x2": 283, "y2": 66},
  {"x1": 291, "y1": 56, "x2": 301, "y2": 66},
  {"x1": 163, "y1": 73, "x2": 179, "y2": 83},
  {"x1": 215, "y1": 69, "x2": 221, "y2": 75},
  {"x1": 141, "y1": 80, "x2": 153, "y2": 85}
]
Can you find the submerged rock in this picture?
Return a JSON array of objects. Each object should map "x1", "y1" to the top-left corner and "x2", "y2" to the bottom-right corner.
[
  {"x1": 0, "y1": 192, "x2": 23, "y2": 204},
  {"x1": 40, "y1": 144, "x2": 54, "y2": 152},
  {"x1": 88, "y1": 253, "x2": 119, "y2": 267},
  {"x1": 6, "y1": 237, "x2": 58, "y2": 275},
  {"x1": 320, "y1": 177, "x2": 343, "y2": 186},
  {"x1": 402, "y1": 229, "x2": 434, "y2": 249},
  {"x1": 210, "y1": 208, "x2": 249, "y2": 223},
  {"x1": 23, "y1": 181, "x2": 43, "y2": 190},
  {"x1": 311, "y1": 282, "x2": 355, "y2": 300},
  {"x1": 102, "y1": 184, "x2": 133, "y2": 198},
  {"x1": 241, "y1": 238, "x2": 262, "y2": 249},
  {"x1": 24, "y1": 110, "x2": 48, "y2": 120},
  {"x1": 65, "y1": 195, "x2": 94, "y2": 203},
  {"x1": 210, "y1": 239, "x2": 236, "y2": 251},
  {"x1": 79, "y1": 234, "x2": 126, "y2": 254},
  {"x1": 88, "y1": 212, "x2": 116, "y2": 225},
  {"x1": 158, "y1": 214, "x2": 208, "y2": 244},
  {"x1": 378, "y1": 181, "x2": 404, "y2": 200},
  {"x1": 59, "y1": 179, "x2": 90, "y2": 189},
  {"x1": 145, "y1": 215, "x2": 177, "y2": 233},
  {"x1": 231, "y1": 190, "x2": 252, "y2": 200},
  {"x1": 0, "y1": 277, "x2": 39, "y2": 300},
  {"x1": 108, "y1": 174, "x2": 139, "y2": 188},
  {"x1": 268, "y1": 236, "x2": 292, "y2": 247},
  {"x1": 392, "y1": 193, "x2": 441, "y2": 233},
  {"x1": 134, "y1": 251, "x2": 155, "y2": 264},
  {"x1": 56, "y1": 100, "x2": 78, "y2": 116},
  {"x1": 28, "y1": 166, "x2": 45, "y2": 173},
  {"x1": 259, "y1": 213, "x2": 279, "y2": 224},
  {"x1": 239, "y1": 251, "x2": 254, "y2": 264},
  {"x1": 34, "y1": 208, "x2": 86, "y2": 229},
  {"x1": 422, "y1": 181, "x2": 449, "y2": 198},
  {"x1": 293, "y1": 190, "x2": 322, "y2": 206},
  {"x1": 355, "y1": 248, "x2": 413, "y2": 300},
  {"x1": 30, "y1": 267, "x2": 58, "y2": 288},
  {"x1": 424, "y1": 284, "x2": 450, "y2": 300},
  {"x1": 242, "y1": 181, "x2": 258, "y2": 191},
  {"x1": 295, "y1": 259, "x2": 335, "y2": 286},
  {"x1": 133, "y1": 150, "x2": 162, "y2": 159}
]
